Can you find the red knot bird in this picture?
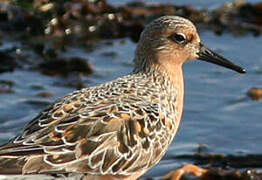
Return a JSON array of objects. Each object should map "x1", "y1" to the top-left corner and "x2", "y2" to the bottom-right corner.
[{"x1": 0, "y1": 16, "x2": 245, "y2": 180}]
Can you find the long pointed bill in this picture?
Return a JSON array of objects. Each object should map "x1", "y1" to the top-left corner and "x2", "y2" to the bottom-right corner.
[{"x1": 197, "y1": 43, "x2": 246, "y2": 73}]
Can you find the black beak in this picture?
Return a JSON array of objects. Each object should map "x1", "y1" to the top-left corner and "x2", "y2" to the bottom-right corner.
[{"x1": 197, "y1": 43, "x2": 246, "y2": 73}]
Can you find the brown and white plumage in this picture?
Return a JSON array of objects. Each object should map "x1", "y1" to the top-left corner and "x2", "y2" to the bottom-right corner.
[{"x1": 0, "y1": 16, "x2": 245, "y2": 179}]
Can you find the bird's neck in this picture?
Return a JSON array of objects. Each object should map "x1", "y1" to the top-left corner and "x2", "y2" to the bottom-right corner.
[
  {"x1": 156, "y1": 64, "x2": 185, "y2": 130},
  {"x1": 134, "y1": 61, "x2": 184, "y2": 94},
  {"x1": 167, "y1": 65, "x2": 185, "y2": 131},
  {"x1": 134, "y1": 62, "x2": 185, "y2": 132}
]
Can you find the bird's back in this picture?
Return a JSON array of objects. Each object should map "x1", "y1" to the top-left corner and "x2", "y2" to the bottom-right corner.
[{"x1": 0, "y1": 72, "x2": 178, "y2": 177}]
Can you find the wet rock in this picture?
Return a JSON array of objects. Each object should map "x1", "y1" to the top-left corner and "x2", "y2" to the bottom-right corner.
[
  {"x1": 0, "y1": 80, "x2": 14, "y2": 93},
  {"x1": 196, "y1": 144, "x2": 209, "y2": 154},
  {"x1": 101, "y1": 51, "x2": 117, "y2": 57},
  {"x1": 0, "y1": 3, "x2": 45, "y2": 35},
  {"x1": 247, "y1": 88, "x2": 262, "y2": 100},
  {"x1": 201, "y1": 168, "x2": 262, "y2": 180},
  {"x1": 30, "y1": 84, "x2": 44, "y2": 90},
  {"x1": 62, "y1": 75, "x2": 86, "y2": 90},
  {"x1": 43, "y1": 47, "x2": 59, "y2": 59},
  {"x1": 37, "y1": 57, "x2": 93, "y2": 76},
  {"x1": 0, "y1": 50, "x2": 18, "y2": 73},
  {"x1": 211, "y1": 1, "x2": 262, "y2": 36},
  {"x1": 174, "y1": 153, "x2": 262, "y2": 169},
  {"x1": 36, "y1": 92, "x2": 53, "y2": 98},
  {"x1": 1, "y1": 0, "x2": 261, "y2": 45},
  {"x1": 24, "y1": 100, "x2": 50, "y2": 107},
  {"x1": 160, "y1": 164, "x2": 262, "y2": 180},
  {"x1": 169, "y1": 153, "x2": 262, "y2": 180},
  {"x1": 239, "y1": 2, "x2": 262, "y2": 26}
]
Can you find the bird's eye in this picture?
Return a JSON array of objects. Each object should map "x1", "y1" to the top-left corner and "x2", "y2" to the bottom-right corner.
[{"x1": 170, "y1": 33, "x2": 186, "y2": 44}]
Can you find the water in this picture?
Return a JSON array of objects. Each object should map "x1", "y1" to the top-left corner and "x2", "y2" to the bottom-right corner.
[
  {"x1": 0, "y1": 1, "x2": 262, "y2": 179},
  {"x1": 108, "y1": 0, "x2": 262, "y2": 9}
]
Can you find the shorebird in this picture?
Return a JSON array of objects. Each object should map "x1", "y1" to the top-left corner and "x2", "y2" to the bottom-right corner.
[{"x1": 0, "y1": 16, "x2": 245, "y2": 180}]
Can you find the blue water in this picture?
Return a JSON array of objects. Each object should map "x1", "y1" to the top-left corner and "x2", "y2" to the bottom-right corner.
[
  {"x1": 108, "y1": 0, "x2": 262, "y2": 9},
  {"x1": 0, "y1": 1, "x2": 262, "y2": 179}
]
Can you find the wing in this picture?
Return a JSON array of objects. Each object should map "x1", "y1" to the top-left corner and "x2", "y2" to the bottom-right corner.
[{"x1": 0, "y1": 80, "x2": 173, "y2": 175}]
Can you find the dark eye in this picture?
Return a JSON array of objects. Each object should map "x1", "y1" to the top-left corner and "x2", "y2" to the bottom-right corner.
[{"x1": 170, "y1": 33, "x2": 186, "y2": 44}]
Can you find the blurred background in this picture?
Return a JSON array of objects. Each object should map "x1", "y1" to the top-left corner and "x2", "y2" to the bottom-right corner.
[{"x1": 0, "y1": 0, "x2": 262, "y2": 179}]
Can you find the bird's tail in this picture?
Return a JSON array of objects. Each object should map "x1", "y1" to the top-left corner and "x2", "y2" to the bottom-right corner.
[{"x1": 0, "y1": 156, "x2": 26, "y2": 174}]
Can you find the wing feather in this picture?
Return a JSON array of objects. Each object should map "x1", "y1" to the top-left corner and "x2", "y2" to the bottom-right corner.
[{"x1": 0, "y1": 76, "x2": 172, "y2": 175}]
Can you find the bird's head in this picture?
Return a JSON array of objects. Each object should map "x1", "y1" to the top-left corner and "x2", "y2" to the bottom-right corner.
[{"x1": 134, "y1": 16, "x2": 246, "y2": 74}]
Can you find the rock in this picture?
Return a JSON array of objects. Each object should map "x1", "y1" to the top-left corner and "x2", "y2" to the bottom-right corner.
[
  {"x1": 247, "y1": 87, "x2": 262, "y2": 100},
  {"x1": 0, "y1": 80, "x2": 13, "y2": 93},
  {"x1": 36, "y1": 92, "x2": 53, "y2": 98},
  {"x1": 37, "y1": 57, "x2": 93, "y2": 76},
  {"x1": 0, "y1": 51, "x2": 18, "y2": 73}
]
